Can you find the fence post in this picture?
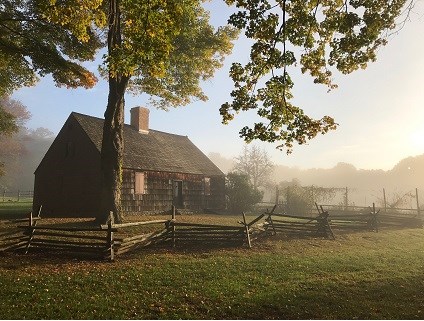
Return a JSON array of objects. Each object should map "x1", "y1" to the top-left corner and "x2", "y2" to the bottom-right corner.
[
  {"x1": 171, "y1": 205, "x2": 176, "y2": 248},
  {"x1": 383, "y1": 188, "x2": 387, "y2": 215},
  {"x1": 416, "y1": 188, "x2": 420, "y2": 219},
  {"x1": 265, "y1": 208, "x2": 276, "y2": 236},
  {"x1": 2, "y1": 190, "x2": 5, "y2": 202},
  {"x1": 25, "y1": 211, "x2": 35, "y2": 254},
  {"x1": 242, "y1": 212, "x2": 251, "y2": 248},
  {"x1": 275, "y1": 186, "x2": 279, "y2": 205},
  {"x1": 344, "y1": 187, "x2": 349, "y2": 210},
  {"x1": 370, "y1": 202, "x2": 379, "y2": 232},
  {"x1": 107, "y1": 211, "x2": 115, "y2": 261}
]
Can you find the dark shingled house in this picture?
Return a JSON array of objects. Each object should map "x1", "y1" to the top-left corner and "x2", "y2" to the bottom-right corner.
[{"x1": 33, "y1": 107, "x2": 225, "y2": 218}]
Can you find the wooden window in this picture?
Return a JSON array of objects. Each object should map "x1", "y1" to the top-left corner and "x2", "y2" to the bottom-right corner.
[
  {"x1": 204, "y1": 177, "x2": 211, "y2": 196},
  {"x1": 135, "y1": 172, "x2": 145, "y2": 194}
]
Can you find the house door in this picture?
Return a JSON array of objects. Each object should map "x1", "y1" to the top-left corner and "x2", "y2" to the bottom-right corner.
[{"x1": 173, "y1": 180, "x2": 183, "y2": 207}]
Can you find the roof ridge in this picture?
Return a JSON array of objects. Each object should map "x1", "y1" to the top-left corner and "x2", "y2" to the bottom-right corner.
[
  {"x1": 73, "y1": 111, "x2": 188, "y2": 138},
  {"x1": 71, "y1": 111, "x2": 224, "y2": 176}
]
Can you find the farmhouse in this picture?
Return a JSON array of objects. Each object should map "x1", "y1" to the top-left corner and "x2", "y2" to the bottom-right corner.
[{"x1": 33, "y1": 107, "x2": 225, "y2": 218}]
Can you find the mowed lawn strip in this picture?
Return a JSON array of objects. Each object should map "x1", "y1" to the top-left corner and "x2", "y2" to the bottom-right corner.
[
  {"x1": 0, "y1": 201, "x2": 32, "y2": 220},
  {"x1": 1, "y1": 218, "x2": 424, "y2": 319}
]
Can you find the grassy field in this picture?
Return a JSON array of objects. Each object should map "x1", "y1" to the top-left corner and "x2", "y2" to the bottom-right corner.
[
  {"x1": 1, "y1": 212, "x2": 424, "y2": 319},
  {"x1": 0, "y1": 201, "x2": 32, "y2": 219}
]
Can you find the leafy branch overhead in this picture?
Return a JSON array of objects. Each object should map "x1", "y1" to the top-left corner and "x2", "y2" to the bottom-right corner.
[
  {"x1": 98, "y1": 1, "x2": 239, "y2": 110},
  {"x1": 220, "y1": 0, "x2": 410, "y2": 152},
  {"x1": 0, "y1": 0, "x2": 104, "y2": 96}
]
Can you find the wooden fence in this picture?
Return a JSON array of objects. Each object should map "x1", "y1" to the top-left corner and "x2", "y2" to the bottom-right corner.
[
  {"x1": 321, "y1": 203, "x2": 379, "y2": 232},
  {"x1": 260, "y1": 205, "x2": 335, "y2": 239},
  {"x1": 0, "y1": 221, "x2": 28, "y2": 252},
  {"x1": 257, "y1": 200, "x2": 422, "y2": 230},
  {"x1": 319, "y1": 204, "x2": 422, "y2": 229},
  {"x1": 1, "y1": 206, "x2": 260, "y2": 260},
  {"x1": 1, "y1": 190, "x2": 33, "y2": 202},
  {"x1": 2, "y1": 201, "x2": 423, "y2": 261}
]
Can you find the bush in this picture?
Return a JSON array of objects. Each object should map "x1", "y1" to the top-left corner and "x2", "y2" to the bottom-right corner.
[{"x1": 225, "y1": 172, "x2": 263, "y2": 213}]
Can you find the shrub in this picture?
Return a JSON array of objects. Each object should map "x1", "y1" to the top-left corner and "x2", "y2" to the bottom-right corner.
[{"x1": 225, "y1": 172, "x2": 263, "y2": 213}]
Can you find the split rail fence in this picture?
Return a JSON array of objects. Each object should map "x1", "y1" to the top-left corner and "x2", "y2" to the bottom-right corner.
[
  {"x1": 318, "y1": 204, "x2": 421, "y2": 229},
  {"x1": 1, "y1": 206, "x2": 264, "y2": 261},
  {"x1": 1, "y1": 190, "x2": 33, "y2": 202},
  {"x1": 2, "y1": 200, "x2": 423, "y2": 261},
  {"x1": 256, "y1": 204, "x2": 335, "y2": 239}
]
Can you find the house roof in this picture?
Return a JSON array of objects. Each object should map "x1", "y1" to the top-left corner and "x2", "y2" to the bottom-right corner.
[{"x1": 71, "y1": 112, "x2": 224, "y2": 176}]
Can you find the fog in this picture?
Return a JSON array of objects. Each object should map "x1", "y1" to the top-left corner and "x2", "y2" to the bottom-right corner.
[
  {"x1": 209, "y1": 152, "x2": 424, "y2": 208},
  {"x1": 2, "y1": 138, "x2": 423, "y2": 207},
  {"x1": 0, "y1": 131, "x2": 53, "y2": 191}
]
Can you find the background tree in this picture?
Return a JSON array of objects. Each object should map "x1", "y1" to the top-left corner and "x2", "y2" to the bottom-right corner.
[
  {"x1": 0, "y1": 96, "x2": 53, "y2": 186},
  {"x1": 0, "y1": 96, "x2": 30, "y2": 177},
  {"x1": 233, "y1": 145, "x2": 274, "y2": 189},
  {"x1": 225, "y1": 172, "x2": 263, "y2": 213},
  {"x1": 0, "y1": 106, "x2": 18, "y2": 137},
  {"x1": 221, "y1": 0, "x2": 412, "y2": 153}
]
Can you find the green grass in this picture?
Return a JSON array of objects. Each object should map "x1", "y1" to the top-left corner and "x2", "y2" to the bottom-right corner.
[
  {"x1": 1, "y1": 214, "x2": 424, "y2": 319},
  {"x1": 0, "y1": 201, "x2": 32, "y2": 219}
]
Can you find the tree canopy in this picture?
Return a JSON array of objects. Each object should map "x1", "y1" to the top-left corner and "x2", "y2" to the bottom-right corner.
[
  {"x1": 0, "y1": 105, "x2": 18, "y2": 136},
  {"x1": 220, "y1": 0, "x2": 411, "y2": 153},
  {"x1": 99, "y1": 0, "x2": 238, "y2": 108},
  {"x1": 0, "y1": 0, "x2": 102, "y2": 97}
]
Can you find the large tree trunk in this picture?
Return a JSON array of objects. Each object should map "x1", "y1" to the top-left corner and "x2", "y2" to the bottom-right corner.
[
  {"x1": 99, "y1": 76, "x2": 128, "y2": 224},
  {"x1": 98, "y1": 0, "x2": 128, "y2": 224}
]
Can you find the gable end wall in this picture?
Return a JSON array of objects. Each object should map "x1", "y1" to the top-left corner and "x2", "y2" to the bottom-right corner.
[{"x1": 33, "y1": 115, "x2": 102, "y2": 217}]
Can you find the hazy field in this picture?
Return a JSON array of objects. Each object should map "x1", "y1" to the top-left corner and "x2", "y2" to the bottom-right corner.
[{"x1": 1, "y1": 207, "x2": 424, "y2": 319}]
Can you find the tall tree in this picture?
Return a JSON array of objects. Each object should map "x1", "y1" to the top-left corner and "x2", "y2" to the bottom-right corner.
[
  {"x1": 3, "y1": 0, "x2": 237, "y2": 223},
  {"x1": 233, "y1": 145, "x2": 274, "y2": 189},
  {"x1": 97, "y1": 0, "x2": 237, "y2": 223},
  {"x1": 220, "y1": 0, "x2": 412, "y2": 153}
]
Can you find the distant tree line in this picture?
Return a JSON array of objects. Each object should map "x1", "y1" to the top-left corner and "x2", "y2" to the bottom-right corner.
[{"x1": 0, "y1": 96, "x2": 54, "y2": 190}]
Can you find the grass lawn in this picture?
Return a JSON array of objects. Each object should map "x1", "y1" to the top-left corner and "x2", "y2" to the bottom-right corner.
[
  {"x1": 0, "y1": 201, "x2": 32, "y2": 220},
  {"x1": 1, "y1": 213, "x2": 424, "y2": 319}
]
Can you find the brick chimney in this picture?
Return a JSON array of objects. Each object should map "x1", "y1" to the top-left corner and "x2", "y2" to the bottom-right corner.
[{"x1": 130, "y1": 107, "x2": 149, "y2": 134}]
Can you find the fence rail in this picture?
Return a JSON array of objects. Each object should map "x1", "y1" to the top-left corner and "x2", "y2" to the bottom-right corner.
[
  {"x1": 261, "y1": 205, "x2": 335, "y2": 239},
  {"x1": 2, "y1": 199, "x2": 423, "y2": 261},
  {"x1": 1, "y1": 206, "x2": 257, "y2": 260},
  {"x1": 1, "y1": 190, "x2": 33, "y2": 202}
]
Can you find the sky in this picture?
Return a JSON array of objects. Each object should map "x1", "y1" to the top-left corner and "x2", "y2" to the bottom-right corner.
[{"x1": 11, "y1": 1, "x2": 424, "y2": 171}]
